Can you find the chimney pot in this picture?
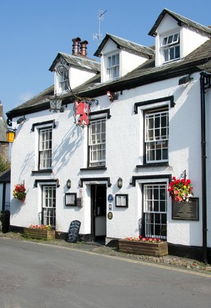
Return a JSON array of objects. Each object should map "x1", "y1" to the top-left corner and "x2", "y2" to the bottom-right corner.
[
  {"x1": 80, "y1": 40, "x2": 88, "y2": 57},
  {"x1": 72, "y1": 37, "x2": 81, "y2": 55}
]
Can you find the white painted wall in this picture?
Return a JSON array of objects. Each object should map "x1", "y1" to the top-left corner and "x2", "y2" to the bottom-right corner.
[
  {"x1": 10, "y1": 71, "x2": 207, "y2": 248},
  {"x1": 181, "y1": 27, "x2": 209, "y2": 58},
  {"x1": 69, "y1": 67, "x2": 96, "y2": 89}
]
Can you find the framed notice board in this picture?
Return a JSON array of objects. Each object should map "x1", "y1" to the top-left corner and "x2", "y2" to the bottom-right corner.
[{"x1": 172, "y1": 197, "x2": 199, "y2": 221}]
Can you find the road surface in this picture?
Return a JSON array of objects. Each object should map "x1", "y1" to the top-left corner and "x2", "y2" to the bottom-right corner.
[{"x1": 0, "y1": 238, "x2": 210, "y2": 308}]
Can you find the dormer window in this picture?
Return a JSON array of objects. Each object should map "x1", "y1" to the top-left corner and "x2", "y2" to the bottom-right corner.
[
  {"x1": 107, "y1": 53, "x2": 119, "y2": 80},
  {"x1": 161, "y1": 33, "x2": 180, "y2": 63},
  {"x1": 57, "y1": 65, "x2": 69, "y2": 93}
]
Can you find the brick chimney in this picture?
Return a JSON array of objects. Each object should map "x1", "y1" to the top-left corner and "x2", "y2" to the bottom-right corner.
[
  {"x1": 72, "y1": 37, "x2": 81, "y2": 56},
  {"x1": 80, "y1": 40, "x2": 88, "y2": 57}
]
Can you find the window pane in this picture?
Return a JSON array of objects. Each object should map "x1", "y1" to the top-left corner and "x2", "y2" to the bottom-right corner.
[
  {"x1": 175, "y1": 46, "x2": 180, "y2": 58},
  {"x1": 164, "y1": 49, "x2": 168, "y2": 61},
  {"x1": 168, "y1": 35, "x2": 173, "y2": 44}
]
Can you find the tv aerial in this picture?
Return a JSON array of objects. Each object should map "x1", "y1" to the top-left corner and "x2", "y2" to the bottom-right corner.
[{"x1": 93, "y1": 9, "x2": 107, "y2": 41}]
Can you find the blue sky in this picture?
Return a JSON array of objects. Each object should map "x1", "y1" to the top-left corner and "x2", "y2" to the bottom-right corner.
[{"x1": 1, "y1": 0, "x2": 211, "y2": 114}]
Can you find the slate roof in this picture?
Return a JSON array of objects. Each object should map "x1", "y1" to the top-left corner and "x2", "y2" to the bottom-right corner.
[
  {"x1": 74, "y1": 39, "x2": 211, "y2": 98},
  {"x1": 7, "y1": 85, "x2": 54, "y2": 116},
  {"x1": 49, "y1": 52, "x2": 100, "y2": 73},
  {"x1": 94, "y1": 33, "x2": 154, "y2": 58},
  {"x1": 148, "y1": 8, "x2": 211, "y2": 37},
  {"x1": 7, "y1": 38, "x2": 211, "y2": 119},
  {"x1": 7, "y1": 7, "x2": 211, "y2": 120}
]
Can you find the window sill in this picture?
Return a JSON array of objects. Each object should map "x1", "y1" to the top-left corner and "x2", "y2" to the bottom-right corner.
[
  {"x1": 136, "y1": 162, "x2": 169, "y2": 168},
  {"x1": 80, "y1": 167, "x2": 107, "y2": 171},
  {"x1": 31, "y1": 169, "x2": 53, "y2": 175}
]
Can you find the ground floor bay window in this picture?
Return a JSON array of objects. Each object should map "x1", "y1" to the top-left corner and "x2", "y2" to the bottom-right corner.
[
  {"x1": 143, "y1": 183, "x2": 167, "y2": 240},
  {"x1": 42, "y1": 185, "x2": 56, "y2": 228}
]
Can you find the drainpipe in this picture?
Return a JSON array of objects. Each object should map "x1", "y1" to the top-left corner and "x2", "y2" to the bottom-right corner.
[{"x1": 200, "y1": 72, "x2": 210, "y2": 264}]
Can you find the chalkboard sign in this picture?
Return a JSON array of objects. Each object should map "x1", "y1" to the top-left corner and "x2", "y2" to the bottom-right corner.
[{"x1": 66, "y1": 220, "x2": 81, "y2": 243}]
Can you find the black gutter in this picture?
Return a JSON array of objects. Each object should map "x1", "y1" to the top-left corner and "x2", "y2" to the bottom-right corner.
[{"x1": 200, "y1": 71, "x2": 211, "y2": 264}]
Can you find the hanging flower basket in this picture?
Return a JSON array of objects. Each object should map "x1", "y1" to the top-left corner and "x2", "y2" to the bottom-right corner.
[
  {"x1": 119, "y1": 236, "x2": 168, "y2": 257},
  {"x1": 13, "y1": 183, "x2": 26, "y2": 201},
  {"x1": 168, "y1": 177, "x2": 193, "y2": 202}
]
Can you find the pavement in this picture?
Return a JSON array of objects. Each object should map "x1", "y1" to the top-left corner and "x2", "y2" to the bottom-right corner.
[{"x1": 0, "y1": 231, "x2": 211, "y2": 275}]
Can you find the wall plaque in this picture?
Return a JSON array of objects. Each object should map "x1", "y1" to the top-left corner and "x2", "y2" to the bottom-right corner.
[
  {"x1": 107, "y1": 212, "x2": 113, "y2": 220},
  {"x1": 172, "y1": 198, "x2": 199, "y2": 221}
]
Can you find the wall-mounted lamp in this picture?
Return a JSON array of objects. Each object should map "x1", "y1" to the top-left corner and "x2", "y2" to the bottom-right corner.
[
  {"x1": 6, "y1": 129, "x2": 16, "y2": 143},
  {"x1": 66, "y1": 179, "x2": 71, "y2": 189},
  {"x1": 117, "y1": 177, "x2": 123, "y2": 189},
  {"x1": 107, "y1": 91, "x2": 119, "y2": 102},
  {"x1": 49, "y1": 98, "x2": 65, "y2": 113},
  {"x1": 17, "y1": 116, "x2": 26, "y2": 124},
  {"x1": 178, "y1": 75, "x2": 193, "y2": 85}
]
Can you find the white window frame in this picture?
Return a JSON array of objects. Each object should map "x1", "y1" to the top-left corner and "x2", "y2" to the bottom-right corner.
[
  {"x1": 106, "y1": 53, "x2": 119, "y2": 80},
  {"x1": 42, "y1": 185, "x2": 56, "y2": 228},
  {"x1": 161, "y1": 32, "x2": 180, "y2": 63},
  {"x1": 38, "y1": 127, "x2": 52, "y2": 170},
  {"x1": 88, "y1": 118, "x2": 106, "y2": 167},
  {"x1": 56, "y1": 63, "x2": 69, "y2": 94},
  {"x1": 143, "y1": 183, "x2": 167, "y2": 240},
  {"x1": 145, "y1": 109, "x2": 169, "y2": 163}
]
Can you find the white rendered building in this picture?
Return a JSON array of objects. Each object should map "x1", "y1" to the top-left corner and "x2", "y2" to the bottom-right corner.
[{"x1": 7, "y1": 9, "x2": 211, "y2": 262}]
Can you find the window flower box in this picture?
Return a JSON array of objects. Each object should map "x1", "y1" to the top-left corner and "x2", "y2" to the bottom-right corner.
[
  {"x1": 24, "y1": 225, "x2": 55, "y2": 240},
  {"x1": 119, "y1": 237, "x2": 168, "y2": 257}
]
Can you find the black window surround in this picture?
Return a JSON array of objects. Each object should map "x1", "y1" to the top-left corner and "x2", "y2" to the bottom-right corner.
[
  {"x1": 136, "y1": 162, "x2": 169, "y2": 168},
  {"x1": 31, "y1": 120, "x2": 56, "y2": 131},
  {"x1": 31, "y1": 169, "x2": 53, "y2": 175},
  {"x1": 34, "y1": 179, "x2": 59, "y2": 188},
  {"x1": 79, "y1": 177, "x2": 111, "y2": 188},
  {"x1": 80, "y1": 166, "x2": 107, "y2": 171},
  {"x1": 134, "y1": 95, "x2": 175, "y2": 114},
  {"x1": 130, "y1": 174, "x2": 172, "y2": 187},
  {"x1": 89, "y1": 109, "x2": 111, "y2": 119}
]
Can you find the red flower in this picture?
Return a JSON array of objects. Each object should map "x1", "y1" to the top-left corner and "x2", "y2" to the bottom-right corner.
[{"x1": 168, "y1": 177, "x2": 193, "y2": 202}]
